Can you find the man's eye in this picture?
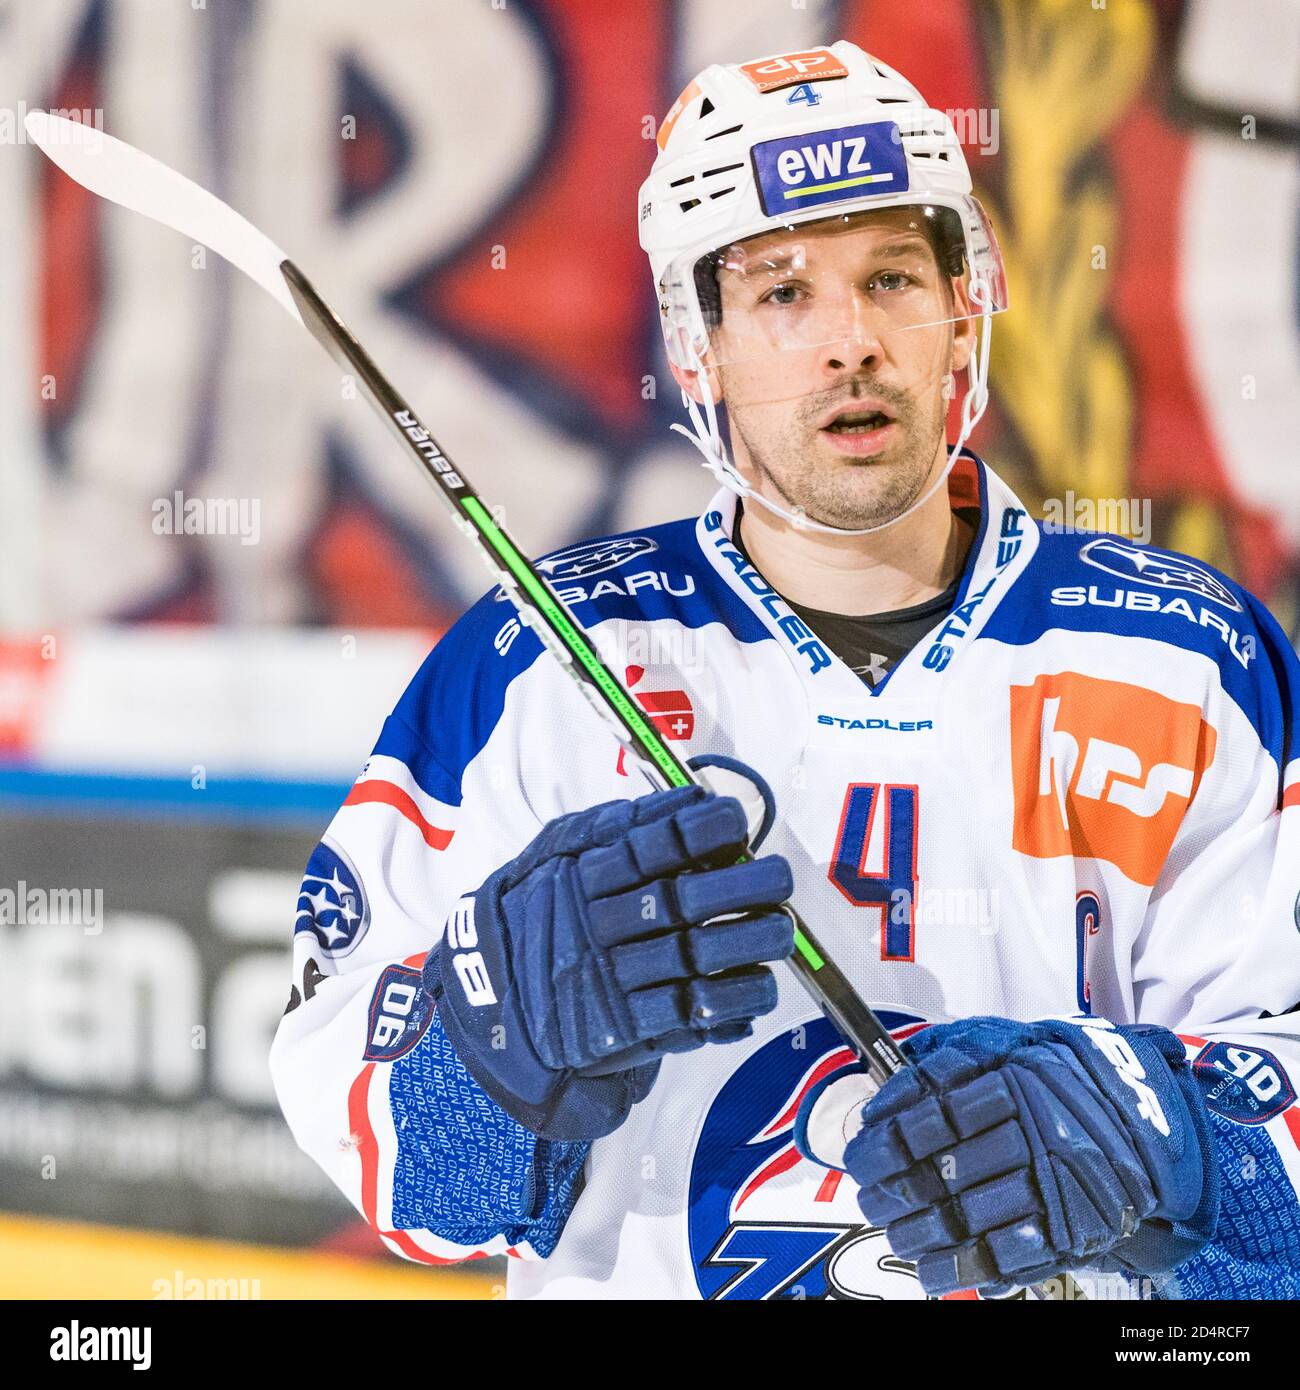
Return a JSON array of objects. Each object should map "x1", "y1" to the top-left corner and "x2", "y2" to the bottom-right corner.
[
  {"x1": 868, "y1": 271, "x2": 915, "y2": 293},
  {"x1": 759, "y1": 284, "x2": 804, "y2": 307}
]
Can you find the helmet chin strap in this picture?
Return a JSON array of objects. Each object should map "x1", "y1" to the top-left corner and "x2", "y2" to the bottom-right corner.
[{"x1": 669, "y1": 297, "x2": 993, "y2": 538}]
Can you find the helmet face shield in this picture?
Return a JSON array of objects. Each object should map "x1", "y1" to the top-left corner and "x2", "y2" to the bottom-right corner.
[{"x1": 677, "y1": 202, "x2": 1007, "y2": 410}]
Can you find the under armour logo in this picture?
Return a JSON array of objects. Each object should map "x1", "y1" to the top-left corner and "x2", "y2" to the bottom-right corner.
[{"x1": 851, "y1": 653, "x2": 890, "y2": 686}]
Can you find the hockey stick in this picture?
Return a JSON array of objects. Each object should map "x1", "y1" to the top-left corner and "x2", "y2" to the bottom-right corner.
[{"x1": 21, "y1": 111, "x2": 906, "y2": 1083}]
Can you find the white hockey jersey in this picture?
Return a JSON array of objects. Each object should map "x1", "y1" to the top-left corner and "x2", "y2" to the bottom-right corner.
[{"x1": 271, "y1": 451, "x2": 1300, "y2": 1300}]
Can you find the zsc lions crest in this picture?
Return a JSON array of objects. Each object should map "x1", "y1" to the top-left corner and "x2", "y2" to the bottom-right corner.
[
  {"x1": 688, "y1": 1012, "x2": 934, "y2": 1300},
  {"x1": 1079, "y1": 538, "x2": 1242, "y2": 612},
  {"x1": 295, "y1": 840, "x2": 370, "y2": 957}
]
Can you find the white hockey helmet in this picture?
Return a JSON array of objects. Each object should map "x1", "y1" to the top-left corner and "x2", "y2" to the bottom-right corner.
[{"x1": 637, "y1": 41, "x2": 1008, "y2": 534}]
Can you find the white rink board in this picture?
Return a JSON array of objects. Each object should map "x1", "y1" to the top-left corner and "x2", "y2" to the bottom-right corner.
[{"x1": 1, "y1": 627, "x2": 434, "y2": 780}]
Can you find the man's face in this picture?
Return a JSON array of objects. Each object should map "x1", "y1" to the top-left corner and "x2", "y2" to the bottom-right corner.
[{"x1": 706, "y1": 207, "x2": 973, "y2": 531}]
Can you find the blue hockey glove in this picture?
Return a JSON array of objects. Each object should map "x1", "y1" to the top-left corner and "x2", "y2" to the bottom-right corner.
[
  {"x1": 796, "y1": 1016, "x2": 1220, "y2": 1295},
  {"x1": 425, "y1": 783, "x2": 795, "y2": 1141}
]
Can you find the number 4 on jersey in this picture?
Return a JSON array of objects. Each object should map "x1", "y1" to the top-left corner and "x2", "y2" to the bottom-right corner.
[{"x1": 828, "y1": 783, "x2": 919, "y2": 961}]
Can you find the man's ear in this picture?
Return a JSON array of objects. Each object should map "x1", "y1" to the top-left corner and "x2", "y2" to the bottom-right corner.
[
  {"x1": 668, "y1": 358, "x2": 722, "y2": 406},
  {"x1": 948, "y1": 279, "x2": 976, "y2": 376}
]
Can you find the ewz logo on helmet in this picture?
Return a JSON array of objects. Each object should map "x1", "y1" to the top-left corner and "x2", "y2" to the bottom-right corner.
[{"x1": 752, "y1": 121, "x2": 910, "y2": 216}]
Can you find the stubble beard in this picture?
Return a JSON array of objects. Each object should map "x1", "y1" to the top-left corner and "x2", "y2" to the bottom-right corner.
[{"x1": 729, "y1": 380, "x2": 946, "y2": 532}]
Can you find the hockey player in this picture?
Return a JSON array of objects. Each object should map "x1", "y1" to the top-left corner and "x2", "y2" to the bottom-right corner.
[{"x1": 271, "y1": 42, "x2": 1300, "y2": 1299}]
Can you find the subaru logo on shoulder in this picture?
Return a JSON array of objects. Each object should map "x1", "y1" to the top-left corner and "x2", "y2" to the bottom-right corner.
[
  {"x1": 538, "y1": 535, "x2": 659, "y2": 580},
  {"x1": 1079, "y1": 538, "x2": 1242, "y2": 612},
  {"x1": 295, "y1": 840, "x2": 370, "y2": 957},
  {"x1": 493, "y1": 535, "x2": 660, "y2": 599}
]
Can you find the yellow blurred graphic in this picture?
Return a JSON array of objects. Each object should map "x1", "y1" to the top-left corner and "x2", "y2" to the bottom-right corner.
[{"x1": 0, "y1": 1214, "x2": 495, "y2": 1301}]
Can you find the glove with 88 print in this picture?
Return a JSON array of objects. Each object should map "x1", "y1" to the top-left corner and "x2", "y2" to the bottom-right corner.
[{"x1": 425, "y1": 783, "x2": 795, "y2": 1142}]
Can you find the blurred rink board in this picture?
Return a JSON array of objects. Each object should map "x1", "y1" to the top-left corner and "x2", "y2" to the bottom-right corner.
[{"x1": 0, "y1": 625, "x2": 499, "y2": 1295}]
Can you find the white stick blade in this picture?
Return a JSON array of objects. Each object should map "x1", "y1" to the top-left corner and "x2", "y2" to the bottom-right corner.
[{"x1": 24, "y1": 110, "x2": 302, "y2": 325}]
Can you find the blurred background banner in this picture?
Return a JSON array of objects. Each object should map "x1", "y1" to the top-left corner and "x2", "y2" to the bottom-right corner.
[{"x1": 0, "y1": 0, "x2": 1296, "y2": 1289}]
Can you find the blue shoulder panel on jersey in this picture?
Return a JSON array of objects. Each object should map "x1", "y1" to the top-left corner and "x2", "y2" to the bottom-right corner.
[
  {"x1": 980, "y1": 527, "x2": 1295, "y2": 776},
  {"x1": 1242, "y1": 589, "x2": 1300, "y2": 781},
  {"x1": 528, "y1": 516, "x2": 771, "y2": 637},
  {"x1": 373, "y1": 585, "x2": 544, "y2": 807},
  {"x1": 373, "y1": 515, "x2": 772, "y2": 806},
  {"x1": 386, "y1": 1005, "x2": 589, "y2": 1256}
]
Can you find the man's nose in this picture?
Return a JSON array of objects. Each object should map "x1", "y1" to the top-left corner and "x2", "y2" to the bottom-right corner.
[{"x1": 819, "y1": 291, "x2": 886, "y2": 375}]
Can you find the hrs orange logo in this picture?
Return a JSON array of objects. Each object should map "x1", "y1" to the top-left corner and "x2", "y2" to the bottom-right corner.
[{"x1": 1009, "y1": 673, "x2": 1216, "y2": 886}]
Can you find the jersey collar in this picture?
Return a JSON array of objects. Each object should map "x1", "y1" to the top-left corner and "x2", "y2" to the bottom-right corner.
[{"x1": 692, "y1": 450, "x2": 1039, "y2": 700}]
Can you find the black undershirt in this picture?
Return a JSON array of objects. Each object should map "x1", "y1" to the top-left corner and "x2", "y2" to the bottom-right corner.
[{"x1": 731, "y1": 504, "x2": 978, "y2": 690}]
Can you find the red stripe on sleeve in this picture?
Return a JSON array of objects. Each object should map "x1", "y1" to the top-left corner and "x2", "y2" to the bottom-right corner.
[
  {"x1": 344, "y1": 780, "x2": 454, "y2": 850},
  {"x1": 1283, "y1": 1108, "x2": 1300, "y2": 1152},
  {"x1": 1282, "y1": 783, "x2": 1300, "y2": 810}
]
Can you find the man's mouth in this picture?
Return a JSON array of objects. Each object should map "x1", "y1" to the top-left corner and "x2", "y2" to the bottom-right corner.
[
  {"x1": 822, "y1": 409, "x2": 893, "y2": 436},
  {"x1": 817, "y1": 405, "x2": 899, "y2": 457}
]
